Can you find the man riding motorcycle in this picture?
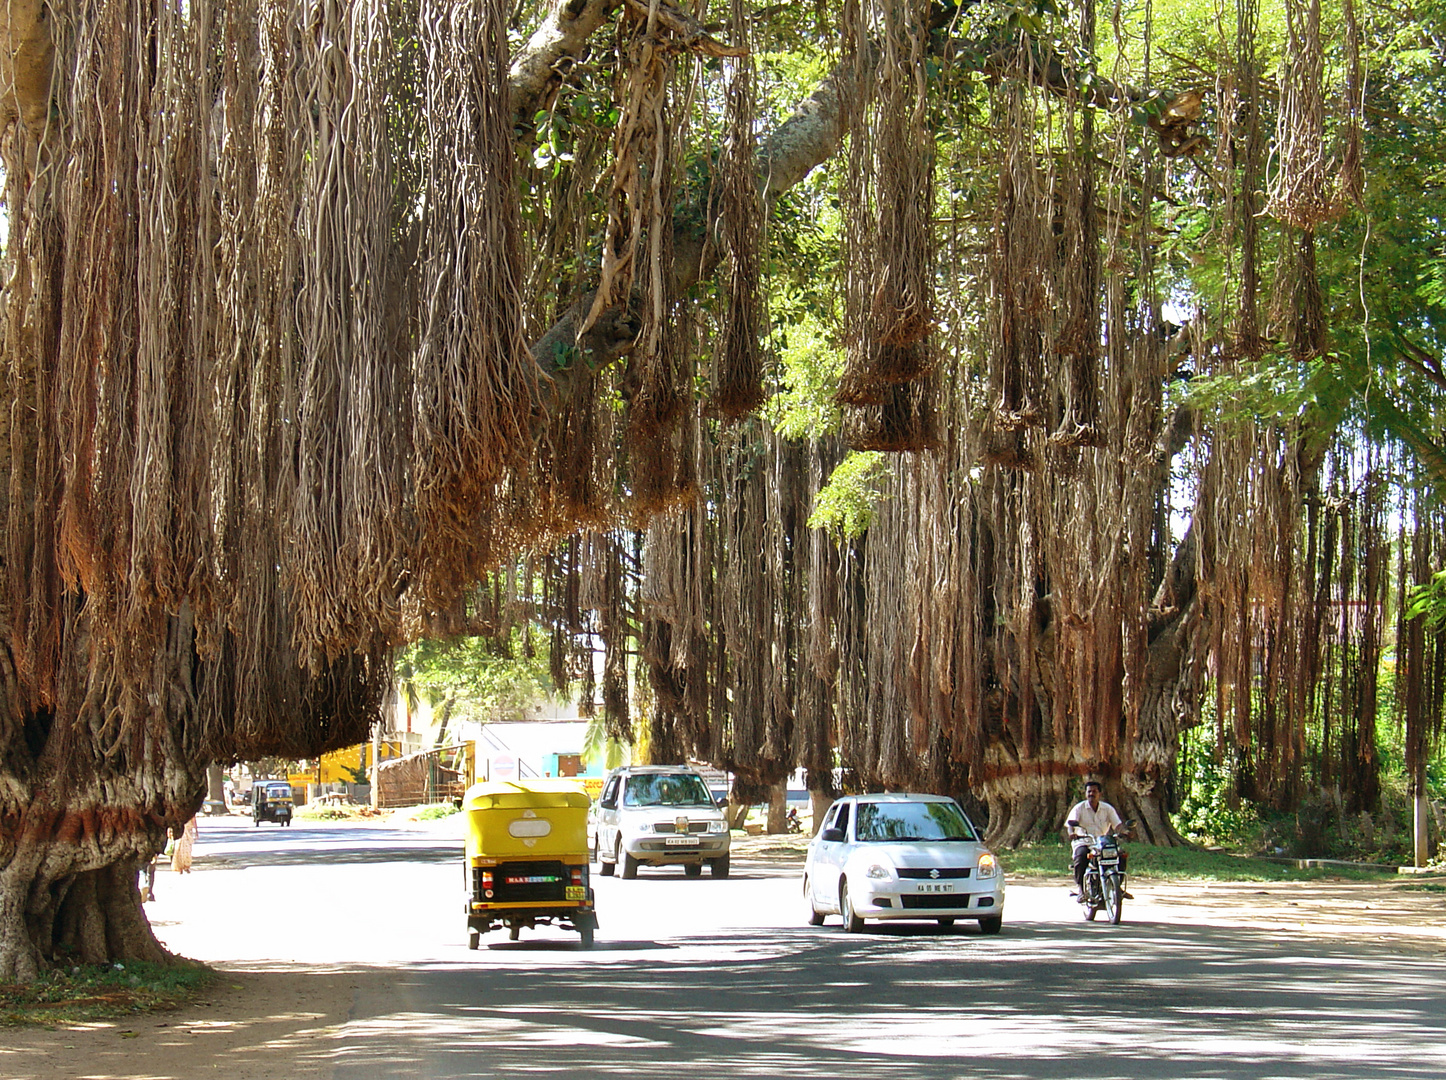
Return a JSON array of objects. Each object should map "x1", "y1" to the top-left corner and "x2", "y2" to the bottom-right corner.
[{"x1": 1065, "y1": 780, "x2": 1133, "y2": 901}]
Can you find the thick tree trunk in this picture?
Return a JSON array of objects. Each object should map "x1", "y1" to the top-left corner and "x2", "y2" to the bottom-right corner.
[
  {"x1": 0, "y1": 619, "x2": 207, "y2": 980},
  {"x1": 0, "y1": 794, "x2": 197, "y2": 982},
  {"x1": 980, "y1": 741, "x2": 1080, "y2": 848},
  {"x1": 765, "y1": 780, "x2": 788, "y2": 834},
  {"x1": 809, "y1": 790, "x2": 834, "y2": 837}
]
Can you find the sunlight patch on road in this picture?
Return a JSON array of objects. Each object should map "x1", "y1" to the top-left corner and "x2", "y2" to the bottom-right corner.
[
  {"x1": 689, "y1": 1007, "x2": 1446, "y2": 1067},
  {"x1": 338, "y1": 1010, "x2": 669, "y2": 1049}
]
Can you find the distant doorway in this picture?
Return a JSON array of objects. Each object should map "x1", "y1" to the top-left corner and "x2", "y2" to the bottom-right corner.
[{"x1": 556, "y1": 754, "x2": 583, "y2": 778}]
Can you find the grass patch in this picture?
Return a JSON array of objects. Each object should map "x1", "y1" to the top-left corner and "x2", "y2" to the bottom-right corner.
[
  {"x1": 1399, "y1": 881, "x2": 1446, "y2": 892},
  {"x1": 998, "y1": 841, "x2": 1399, "y2": 882},
  {"x1": 0, "y1": 960, "x2": 213, "y2": 1027},
  {"x1": 293, "y1": 804, "x2": 386, "y2": 821}
]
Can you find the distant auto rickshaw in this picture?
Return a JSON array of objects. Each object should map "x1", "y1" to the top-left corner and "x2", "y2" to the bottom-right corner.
[
  {"x1": 463, "y1": 779, "x2": 598, "y2": 949},
  {"x1": 252, "y1": 780, "x2": 294, "y2": 826}
]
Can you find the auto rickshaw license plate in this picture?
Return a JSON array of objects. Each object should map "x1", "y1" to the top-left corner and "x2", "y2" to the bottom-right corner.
[{"x1": 565, "y1": 886, "x2": 586, "y2": 900}]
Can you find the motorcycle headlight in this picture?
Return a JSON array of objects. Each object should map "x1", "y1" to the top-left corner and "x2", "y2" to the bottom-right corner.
[
  {"x1": 975, "y1": 851, "x2": 998, "y2": 879},
  {"x1": 865, "y1": 863, "x2": 892, "y2": 880}
]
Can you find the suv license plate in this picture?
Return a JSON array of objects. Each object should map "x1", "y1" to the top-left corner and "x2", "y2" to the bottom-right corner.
[{"x1": 665, "y1": 836, "x2": 700, "y2": 846}]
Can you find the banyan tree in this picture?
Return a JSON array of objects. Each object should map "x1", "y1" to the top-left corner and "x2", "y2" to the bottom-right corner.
[{"x1": 2, "y1": 0, "x2": 1442, "y2": 978}]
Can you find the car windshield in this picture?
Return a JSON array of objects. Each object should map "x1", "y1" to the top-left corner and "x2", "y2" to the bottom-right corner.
[
  {"x1": 854, "y1": 800, "x2": 977, "y2": 842},
  {"x1": 623, "y1": 773, "x2": 715, "y2": 808}
]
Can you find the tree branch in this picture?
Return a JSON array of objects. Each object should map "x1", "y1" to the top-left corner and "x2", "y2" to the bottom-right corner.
[{"x1": 519, "y1": 13, "x2": 1190, "y2": 407}]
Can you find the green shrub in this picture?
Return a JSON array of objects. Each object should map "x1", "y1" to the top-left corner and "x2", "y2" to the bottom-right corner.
[{"x1": 1171, "y1": 748, "x2": 1261, "y2": 848}]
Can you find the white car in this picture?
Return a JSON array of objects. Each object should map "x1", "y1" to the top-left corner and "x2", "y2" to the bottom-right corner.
[
  {"x1": 593, "y1": 766, "x2": 732, "y2": 879},
  {"x1": 803, "y1": 793, "x2": 1004, "y2": 933}
]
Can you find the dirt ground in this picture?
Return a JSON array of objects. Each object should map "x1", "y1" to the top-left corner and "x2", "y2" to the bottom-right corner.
[{"x1": 3, "y1": 858, "x2": 1442, "y2": 1080}]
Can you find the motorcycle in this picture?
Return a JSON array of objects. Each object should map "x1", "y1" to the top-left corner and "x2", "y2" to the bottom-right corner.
[{"x1": 1068, "y1": 818, "x2": 1134, "y2": 924}]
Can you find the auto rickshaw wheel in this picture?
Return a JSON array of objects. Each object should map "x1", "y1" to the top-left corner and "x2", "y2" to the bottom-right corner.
[
  {"x1": 509, "y1": 925, "x2": 520, "y2": 941},
  {"x1": 579, "y1": 925, "x2": 595, "y2": 949},
  {"x1": 468, "y1": 930, "x2": 480, "y2": 951}
]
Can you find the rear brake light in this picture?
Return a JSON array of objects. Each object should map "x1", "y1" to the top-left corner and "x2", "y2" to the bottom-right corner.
[{"x1": 570, "y1": 867, "x2": 584, "y2": 885}]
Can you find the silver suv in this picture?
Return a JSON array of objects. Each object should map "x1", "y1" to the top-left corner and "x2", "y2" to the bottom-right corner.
[{"x1": 593, "y1": 766, "x2": 731, "y2": 879}]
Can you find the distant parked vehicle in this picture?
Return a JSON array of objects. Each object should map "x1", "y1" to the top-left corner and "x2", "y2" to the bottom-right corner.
[{"x1": 252, "y1": 781, "x2": 293, "y2": 826}]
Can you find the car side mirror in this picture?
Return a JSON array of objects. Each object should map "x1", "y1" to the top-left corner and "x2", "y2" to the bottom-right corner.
[{"x1": 821, "y1": 827, "x2": 845, "y2": 843}]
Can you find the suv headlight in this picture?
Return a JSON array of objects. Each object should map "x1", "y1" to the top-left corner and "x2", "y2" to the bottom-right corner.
[
  {"x1": 865, "y1": 863, "x2": 892, "y2": 880},
  {"x1": 976, "y1": 851, "x2": 998, "y2": 879},
  {"x1": 707, "y1": 820, "x2": 727, "y2": 834}
]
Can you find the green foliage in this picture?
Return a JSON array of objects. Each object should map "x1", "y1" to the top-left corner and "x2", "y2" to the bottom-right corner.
[
  {"x1": 764, "y1": 308, "x2": 845, "y2": 440},
  {"x1": 397, "y1": 623, "x2": 552, "y2": 726},
  {"x1": 1, "y1": 961, "x2": 213, "y2": 1026},
  {"x1": 1172, "y1": 752, "x2": 1262, "y2": 849},
  {"x1": 1180, "y1": 356, "x2": 1332, "y2": 429},
  {"x1": 1405, "y1": 568, "x2": 1446, "y2": 631},
  {"x1": 808, "y1": 452, "x2": 892, "y2": 539},
  {"x1": 582, "y1": 711, "x2": 627, "y2": 773},
  {"x1": 415, "y1": 803, "x2": 461, "y2": 820}
]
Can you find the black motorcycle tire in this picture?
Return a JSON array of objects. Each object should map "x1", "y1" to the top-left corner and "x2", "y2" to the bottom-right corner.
[{"x1": 1105, "y1": 875, "x2": 1123, "y2": 924}]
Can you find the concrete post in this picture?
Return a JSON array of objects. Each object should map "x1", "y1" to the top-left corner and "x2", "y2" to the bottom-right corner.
[
  {"x1": 1415, "y1": 787, "x2": 1430, "y2": 869},
  {"x1": 370, "y1": 721, "x2": 381, "y2": 810},
  {"x1": 203, "y1": 763, "x2": 229, "y2": 815}
]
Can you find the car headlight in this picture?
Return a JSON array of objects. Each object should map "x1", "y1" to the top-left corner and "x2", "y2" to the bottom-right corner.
[
  {"x1": 865, "y1": 863, "x2": 892, "y2": 880},
  {"x1": 707, "y1": 821, "x2": 727, "y2": 833},
  {"x1": 976, "y1": 851, "x2": 998, "y2": 879}
]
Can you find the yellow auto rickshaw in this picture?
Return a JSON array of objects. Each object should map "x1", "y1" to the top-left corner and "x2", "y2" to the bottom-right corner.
[{"x1": 463, "y1": 779, "x2": 598, "y2": 949}]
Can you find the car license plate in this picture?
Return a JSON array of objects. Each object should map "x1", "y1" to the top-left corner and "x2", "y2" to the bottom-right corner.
[
  {"x1": 565, "y1": 886, "x2": 586, "y2": 900},
  {"x1": 916, "y1": 883, "x2": 954, "y2": 893},
  {"x1": 665, "y1": 836, "x2": 699, "y2": 846}
]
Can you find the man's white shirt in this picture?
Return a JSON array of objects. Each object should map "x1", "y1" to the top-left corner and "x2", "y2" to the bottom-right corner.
[{"x1": 1066, "y1": 799, "x2": 1122, "y2": 839}]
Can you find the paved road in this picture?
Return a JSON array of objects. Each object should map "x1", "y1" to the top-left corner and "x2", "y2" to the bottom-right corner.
[{"x1": 157, "y1": 815, "x2": 1446, "y2": 1079}]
